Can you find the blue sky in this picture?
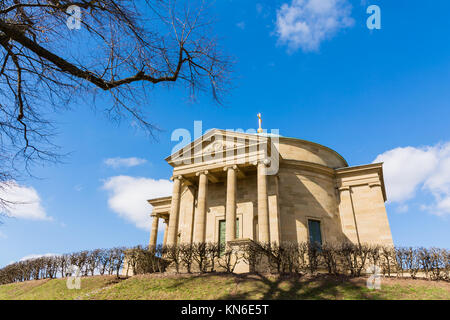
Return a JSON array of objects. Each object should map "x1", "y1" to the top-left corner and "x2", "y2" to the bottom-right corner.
[{"x1": 1, "y1": 0, "x2": 450, "y2": 266}]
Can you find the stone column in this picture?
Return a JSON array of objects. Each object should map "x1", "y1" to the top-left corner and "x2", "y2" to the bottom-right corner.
[
  {"x1": 166, "y1": 175, "x2": 182, "y2": 246},
  {"x1": 194, "y1": 170, "x2": 209, "y2": 243},
  {"x1": 225, "y1": 165, "x2": 237, "y2": 242},
  {"x1": 162, "y1": 219, "x2": 169, "y2": 247},
  {"x1": 149, "y1": 215, "x2": 159, "y2": 248},
  {"x1": 257, "y1": 160, "x2": 270, "y2": 243}
]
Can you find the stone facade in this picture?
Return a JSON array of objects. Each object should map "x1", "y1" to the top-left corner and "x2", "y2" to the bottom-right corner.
[{"x1": 148, "y1": 129, "x2": 394, "y2": 254}]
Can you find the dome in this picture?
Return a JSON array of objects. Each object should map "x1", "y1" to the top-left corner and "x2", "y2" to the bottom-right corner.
[{"x1": 277, "y1": 136, "x2": 348, "y2": 169}]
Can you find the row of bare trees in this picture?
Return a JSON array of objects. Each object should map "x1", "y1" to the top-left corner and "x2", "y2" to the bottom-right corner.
[
  {"x1": 256, "y1": 243, "x2": 448, "y2": 280},
  {"x1": 0, "y1": 247, "x2": 125, "y2": 285},
  {"x1": 124, "y1": 243, "x2": 224, "y2": 275},
  {"x1": 127, "y1": 242, "x2": 449, "y2": 281},
  {"x1": 1, "y1": 242, "x2": 449, "y2": 285},
  {"x1": 252, "y1": 243, "x2": 448, "y2": 280}
]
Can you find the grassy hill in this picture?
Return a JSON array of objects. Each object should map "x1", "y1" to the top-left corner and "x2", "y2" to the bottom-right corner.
[{"x1": 0, "y1": 273, "x2": 448, "y2": 300}]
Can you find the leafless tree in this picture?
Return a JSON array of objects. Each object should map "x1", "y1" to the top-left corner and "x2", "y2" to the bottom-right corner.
[
  {"x1": 0, "y1": 0, "x2": 232, "y2": 211},
  {"x1": 57, "y1": 254, "x2": 69, "y2": 277},
  {"x1": 306, "y1": 242, "x2": 321, "y2": 274},
  {"x1": 395, "y1": 247, "x2": 407, "y2": 278},
  {"x1": 86, "y1": 249, "x2": 100, "y2": 276},
  {"x1": 164, "y1": 244, "x2": 181, "y2": 273},
  {"x1": 381, "y1": 245, "x2": 396, "y2": 277},
  {"x1": 404, "y1": 247, "x2": 420, "y2": 279},
  {"x1": 217, "y1": 245, "x2": 240, "y2": 273},
  {"x1": 192, "y1": 242, "x2": 209, "y2": 273},
  {"x1": 97, "y1": 249, "x2": 110, "y2": 275},
  {"x1": 206, "y1": 242, "x2": 219, "y2": 272},
  {"x1": 179, "y1": 243, "x2": 193, "y2": 273},
  {"x1": 280, "y1": 242, "x2": 301, "y2": 274},
  {"x1": 429, "y1": 247, "x2": 446, "y2": 281},
  {"x1": 321, "y1": 243, "x2": 339, "y2": 275}
]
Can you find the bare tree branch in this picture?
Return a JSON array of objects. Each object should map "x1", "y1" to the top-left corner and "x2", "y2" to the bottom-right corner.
[{"x1": 0, "y1": 0, "x2": 232, "y2": 213}]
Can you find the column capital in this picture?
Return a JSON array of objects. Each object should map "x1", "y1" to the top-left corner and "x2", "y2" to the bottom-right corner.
[
  {"x1": 170, "y1": 175, "x2": 183, "y2": 181},
  {"x1": 338, "y1": 186, "x2": 351, "y2": 192},
  {"x1": 195, "y1": 170, "x2": 209, "y2": 177},
  {"x1": 223, "y1": 164, "x2": 238, "y2": 171},
  {"x1": 253, "y1": 158, "x2": 271, "y2": 166}
]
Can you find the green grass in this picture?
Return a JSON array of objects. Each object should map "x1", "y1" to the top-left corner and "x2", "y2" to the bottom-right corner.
[
  {"x1": 0, "y1": 276, "x2": 119, "y2": 300},
  {"x1": 0, "y1": 274, "x2": 448, "y2": 300}
]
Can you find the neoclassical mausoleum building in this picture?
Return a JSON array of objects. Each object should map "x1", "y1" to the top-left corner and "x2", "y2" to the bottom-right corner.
[{"x1": 148, "y1": 129, "x2": 393, "y2": 250}]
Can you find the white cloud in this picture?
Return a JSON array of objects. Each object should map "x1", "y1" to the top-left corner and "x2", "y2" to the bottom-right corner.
[
  {"x1": 0, "y1": 181, "x2": 51, "y2": 221},
  {"x1": 104, "y1": 157, "x2": 147, "y2": 169},
  {"x1": 374, "y1": 142, "x2": 450, "y2": 216},
  {"x1": 374, "y1": 146, "x2": 438, "y2": 202},
  {"x1": 275, "y1": 0, "x2": 354, "y2": 52},
  {"x1": 102, "y1": 176, "x2": 172, "y2": 230},
  {"x1": 19, "y1": 253, "x2": 59, "y2": 262}
]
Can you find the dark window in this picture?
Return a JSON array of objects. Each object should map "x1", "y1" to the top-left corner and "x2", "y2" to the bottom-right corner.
[
  {"x1": 308, "y1": 219, "x2": 322, "y2": 245},
  {"x1": 219, "y1": 220, "x2": 226, "y2": 248}
]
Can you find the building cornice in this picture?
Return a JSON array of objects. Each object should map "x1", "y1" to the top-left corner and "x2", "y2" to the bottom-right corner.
[
  {"x1": 147, "y1": 196, "x2": 172, "y2": 204},
  {"x1": 335, "y1": 162, "x2": 387, "y2": 202}
]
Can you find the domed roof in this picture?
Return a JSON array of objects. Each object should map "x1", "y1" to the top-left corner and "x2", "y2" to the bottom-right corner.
[{"x1": 277, "y1": 136, "x2": 348, "y2": 169}]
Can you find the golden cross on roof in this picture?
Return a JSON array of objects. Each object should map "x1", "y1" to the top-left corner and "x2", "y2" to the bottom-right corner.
[{"x1": 257, "y1": 113, "x2": 263, "y2": 133}]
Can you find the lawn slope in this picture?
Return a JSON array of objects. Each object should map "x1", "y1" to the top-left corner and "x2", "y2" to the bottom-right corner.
[{"x1": 0, "y1": 274, "x2": 448, "y2": 300}]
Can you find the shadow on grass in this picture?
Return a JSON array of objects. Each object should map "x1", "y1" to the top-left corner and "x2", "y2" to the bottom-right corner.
[
  {"x1": 221, "y1": 273, "x2": 346, "y2": 300},
  {"x1": 129, "y1": 271, "x2": 389, "y2": 300},
  {"x1": 162, "y1": 272, "x2": 383, "y2": 300}
]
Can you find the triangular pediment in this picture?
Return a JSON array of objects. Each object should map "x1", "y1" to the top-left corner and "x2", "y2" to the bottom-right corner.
[{"x1": 166, "y1": 129, "x2": 272, "y2": 168}]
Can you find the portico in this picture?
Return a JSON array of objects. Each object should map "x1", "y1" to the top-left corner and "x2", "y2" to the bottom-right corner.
[
  {"x1": 149, "y1": 162, "x2": 275, "y2": 247},
  {"x1": 148, "y1": 129, "x2": 279, "y2": 248}
]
